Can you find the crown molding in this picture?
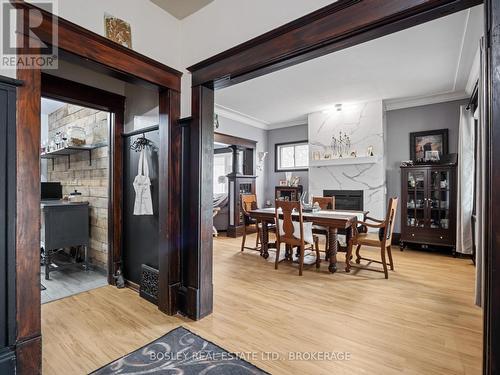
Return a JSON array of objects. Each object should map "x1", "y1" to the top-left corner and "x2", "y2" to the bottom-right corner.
[
  {"x1": 384, "y1": 91, "x2": 468, "y2": 111},
  {"x1": 267, "y1": 119, "x2": 308, "y2": 130},
  {"x1": 214, "y1": 104, "x2": 269, "y2": 130}
]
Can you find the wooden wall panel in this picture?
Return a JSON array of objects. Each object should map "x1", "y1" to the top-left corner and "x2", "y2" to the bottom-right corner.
[{"x1": 15, "y1": 33, "x2": 42, "y2": 373}]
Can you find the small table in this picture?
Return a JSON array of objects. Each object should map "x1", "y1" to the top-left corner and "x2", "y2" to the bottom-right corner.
[{"x1": 249, "y1": 208, "x2": 368, "y2": 273}]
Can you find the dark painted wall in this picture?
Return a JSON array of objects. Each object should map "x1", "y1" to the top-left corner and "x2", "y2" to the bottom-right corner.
[
  {"x1": 123, "y1": 131, "x2": 160, "y2": 285},
  {"x1": 0, "y1": 81, "x2": 17, "y2": 373}
]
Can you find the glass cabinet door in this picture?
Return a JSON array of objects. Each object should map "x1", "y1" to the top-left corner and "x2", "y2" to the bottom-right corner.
[
  {"x1": 428, "y1": 170, "x2": 451, "y2": 230},
  {"x1": 406, "y1": 170, "x2": 426, "y2": 228}
]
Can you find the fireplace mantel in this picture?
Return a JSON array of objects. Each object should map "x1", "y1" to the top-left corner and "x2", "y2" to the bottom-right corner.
[{"x1": 309, "y1": 155, "x2": 378, "y2": 167}]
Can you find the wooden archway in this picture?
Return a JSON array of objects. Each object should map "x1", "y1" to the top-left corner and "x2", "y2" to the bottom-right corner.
[
  {"x1": 12, "y1": 1, "x2": 182, "y2": 372},
  {"x1": 184, "y1": 1, "x2": 498, "y2": 374}
]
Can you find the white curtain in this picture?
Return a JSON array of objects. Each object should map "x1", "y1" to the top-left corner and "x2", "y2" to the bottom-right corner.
[
  {"x1": 456, "y1": 106, "x2": 475, "y2": 255},
  {"x1": 474, "y1": 37, "x2": 486, "y2": 307}
]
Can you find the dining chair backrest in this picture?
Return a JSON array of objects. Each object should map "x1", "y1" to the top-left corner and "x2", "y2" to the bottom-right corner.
[
  {"x1": 275, "y1": 200, "x2": 304, "y2": 247},
  {"x1": 382, "y1": 197, "x2": 399, "y2": 246},
  {"x1": 312, "y1": 196, "x2": 335, "y2": 210},
  {"x1": 241, "y1": 194, "x2": 258, "y2": 216}
]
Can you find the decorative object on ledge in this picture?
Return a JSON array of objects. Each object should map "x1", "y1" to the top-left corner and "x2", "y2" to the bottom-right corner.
[
  {"x1": 410, "y1": 128, "x2": 448, "y2": 162},
  {"x1": 104, "y1": 13, "x2": 132, "y2": 49},
  {"x1": 331, "y1": 131, "x2": 351, "y2": 158},
  {"x1": 213, "y1": 113, "x2": 220, "y2": 130},
  {"x1": 139, "y1": 264, "x2": 159, "y2": 305}
]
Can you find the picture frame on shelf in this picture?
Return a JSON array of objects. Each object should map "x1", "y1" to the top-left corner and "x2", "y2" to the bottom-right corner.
[{"x1": 410, "y1": 129, "x2": 448, "y2": 162}]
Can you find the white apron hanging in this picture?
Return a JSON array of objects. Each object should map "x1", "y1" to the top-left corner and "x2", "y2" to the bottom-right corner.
[{"x1": 133, "y1": 148, "x2": 153, "y2": 215}]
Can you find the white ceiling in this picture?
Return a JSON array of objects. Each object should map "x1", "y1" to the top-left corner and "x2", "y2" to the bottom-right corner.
[
  {"x1": 150, "y1": 0, "x2": 214, "y2": 20},
  {"x1": 41, "y1": 98, "x2": 66, "y2": 115},
  {"x1": 215, "y1": 5, "x2": 484, "y2": 128}
]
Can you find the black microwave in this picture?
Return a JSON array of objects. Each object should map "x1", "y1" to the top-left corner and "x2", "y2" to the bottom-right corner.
[{"x1": 41, "y1": 182, "x2": 62, "y2": 200}]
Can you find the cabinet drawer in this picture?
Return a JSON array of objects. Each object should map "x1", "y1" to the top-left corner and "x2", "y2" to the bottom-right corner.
[{"x1": 402, "y1": 231, "x2": 454, "y2": 246}]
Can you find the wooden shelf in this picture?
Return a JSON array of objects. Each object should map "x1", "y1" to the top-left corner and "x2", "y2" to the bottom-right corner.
[{"x1": 309, "y1": 155, "x2": 378, "y2": 167}]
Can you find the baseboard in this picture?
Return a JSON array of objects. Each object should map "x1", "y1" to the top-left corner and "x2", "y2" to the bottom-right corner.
[{"x1": 125, "y1": 279, "x2": 139, "y2": 292}]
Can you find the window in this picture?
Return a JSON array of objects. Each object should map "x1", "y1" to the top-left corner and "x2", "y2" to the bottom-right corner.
[
  {"x1": 213, "y1": 152, "x2": 233, "y2": 194},
  {"x1": 275, "y1": 141, "x2": 309, "y2": 172}
]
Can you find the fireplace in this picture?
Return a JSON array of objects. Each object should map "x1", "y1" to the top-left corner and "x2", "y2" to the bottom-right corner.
[{"x1": 324, "y1": 190, "x2": 363, "y2": 211}]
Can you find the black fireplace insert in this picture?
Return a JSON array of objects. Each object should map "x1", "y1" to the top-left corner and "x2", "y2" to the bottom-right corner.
[{"x1": 324, "y1": 190, "x2": 363, "y2": 211}]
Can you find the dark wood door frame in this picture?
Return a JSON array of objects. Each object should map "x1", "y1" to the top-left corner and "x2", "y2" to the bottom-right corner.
[
  {"x1": 40, "y1": 73, "x2": 125, "y2": 285},
  {"x1": 13, "y1": 1, "x2": 182, "y2": 373},
  {"x1": 186, "y1": 0, "x2": 498, "y2": 373}
]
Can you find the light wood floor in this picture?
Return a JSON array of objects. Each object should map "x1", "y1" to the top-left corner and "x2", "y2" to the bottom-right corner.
[{"x1": 42, "y1": 234, "x2": 482, "y2": 374}]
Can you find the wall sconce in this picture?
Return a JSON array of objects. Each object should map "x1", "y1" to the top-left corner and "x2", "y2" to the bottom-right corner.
[{"x1": 257, "y1": 151, "x2": 268, "y2": 172}]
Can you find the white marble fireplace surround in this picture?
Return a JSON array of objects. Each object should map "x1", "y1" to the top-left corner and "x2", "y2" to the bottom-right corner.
[{"x1": 308, "y1": 100, "x2": 386, "y2": 221}]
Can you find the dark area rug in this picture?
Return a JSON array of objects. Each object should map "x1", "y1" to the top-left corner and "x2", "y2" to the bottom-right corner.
[{"x1": 90, "y1": 326, "x2": 270, "y2": 374}]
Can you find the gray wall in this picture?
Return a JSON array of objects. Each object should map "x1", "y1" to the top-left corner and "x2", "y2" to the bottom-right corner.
[
  {"x1": 266, "y1": 124, "x2": 309, "y2": 204},
  {"x1": 386, "y1": 99, "x2": 466, "y2": 233},
  {"x1": 216, "y1": 116, "x2": 268, "y2": 207}
]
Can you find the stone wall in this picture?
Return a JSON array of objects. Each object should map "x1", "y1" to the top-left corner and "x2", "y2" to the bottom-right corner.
[{"x1": 47, "y1": 104, "x2": 109, "y2": 269}]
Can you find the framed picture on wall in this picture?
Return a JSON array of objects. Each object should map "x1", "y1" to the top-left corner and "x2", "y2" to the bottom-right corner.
[{"x1": 410, "y1": 129, "x2": 448, "y2": 162}]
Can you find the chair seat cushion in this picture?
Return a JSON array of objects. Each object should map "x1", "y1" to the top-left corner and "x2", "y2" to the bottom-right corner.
[
  {"x1": 278, "y1": 220, "x2": 314, "y2": 244},
  {"x1": 357, "y1": 232, "x2": 382, "y2": 246}
]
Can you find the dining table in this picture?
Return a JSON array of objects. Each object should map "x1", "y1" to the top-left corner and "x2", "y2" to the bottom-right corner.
[{"x1": 249, "y1": 208, "x2": 368, "y2": 273}]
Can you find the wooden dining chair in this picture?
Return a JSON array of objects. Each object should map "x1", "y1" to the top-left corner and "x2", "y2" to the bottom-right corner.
[
  {"x1": 275, "y1": 200, "x2": 320, "y2": 276},
  {"x1": 240, "y1": 194, "x2": 276, "y2": 252},
  {"x1": 311, "y1": 196, "x2": 335, "y2": 259},
  {"x1": 350, "y1": 197, "x2": 399, "y2": 279}
]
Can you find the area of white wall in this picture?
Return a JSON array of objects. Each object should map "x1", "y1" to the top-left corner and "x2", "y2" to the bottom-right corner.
[
  {"x1": 216, "y1": 116, "x2": 268, "y2": 207},
  {"x1": 40, "y1": 0, "x2": 183, "y2": 71},
  {"x1": 180, "y1": 0, "x2": 335, "y2": 117},
  {"x1": 308, "y1": 100, "x2": 386, "y2": 220}
]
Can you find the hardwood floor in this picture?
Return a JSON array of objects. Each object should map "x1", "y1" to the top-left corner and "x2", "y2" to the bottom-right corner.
[{"x1": 42, "y1": 234, "x2": 482, "y2": 374}]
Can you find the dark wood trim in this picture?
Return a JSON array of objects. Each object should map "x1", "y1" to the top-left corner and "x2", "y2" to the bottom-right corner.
[
  {"x1": 11, "y1": 0, "x2": 182, "y2": 91},
  {"x1": 214, "y1": 132, "x2": 257, "y2": 149},
  {"x1": 15, "y1": 28, "x2": 42, "y2": 374},
  {"x1": 41, "y1": 73, "x2": 125, "y2": 112},
  {"x1": 159, "y1": 89, "x2": 182, "y2": 315},
  {"x1": 40, "y1": 73, "x2": 126, "y2": 285},
  {"x1": 124, "y1": 279, "x2": 140, "y2": 293},
  {"x1": 0, "y1": 76, "x2": 23, "y2": 87},
  {"x1": 485, "y1": 1, "x2": 498, "y2": 373},
  {"x1": 13, "y1": 2, "x2": 182, "y2": 372},
  {"x1": 188, "y1": 0, "x2": 482, "y2": 88},
  {"x1": 274, "y1": 140, "x2": 309, "y2": 172},
  {"x1": 183, "y1": 86, "x2": 214, "y2": 320}
]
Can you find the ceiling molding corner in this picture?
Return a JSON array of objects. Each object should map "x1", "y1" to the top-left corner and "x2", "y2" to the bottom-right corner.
[
  {"x1": 267, "y1": 119, "x2": 309, "y2": 130},
  {"x1": 215, "y1": 104, "x2": 270, "y2": 130},
  {"x1": 384, "y1": 91, "x2": 468, "y2": 111}
]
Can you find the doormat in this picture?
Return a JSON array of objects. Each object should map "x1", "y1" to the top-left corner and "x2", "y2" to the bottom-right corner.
[{"x1": 90, "y1": 326, "x2": 269, "y2": 374}]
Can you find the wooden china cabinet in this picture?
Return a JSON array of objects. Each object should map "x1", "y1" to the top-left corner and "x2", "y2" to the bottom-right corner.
[{"x1": 400, "y1": 164, "x2": 457, "y2": 255}]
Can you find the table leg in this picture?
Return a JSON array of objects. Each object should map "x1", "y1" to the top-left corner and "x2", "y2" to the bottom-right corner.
[
  {"x1": 260, "y1": 221, "x2": 270, "y2": 259},
  {"x1": 84, "y1": 245, "x2": 89, "y2": 271},
  {"x1": 345, "y1": 223, "x2": 354, "y2": 273},
  {"x1": 328, "y1": 227, "x2": 338, "y2": 273}
]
